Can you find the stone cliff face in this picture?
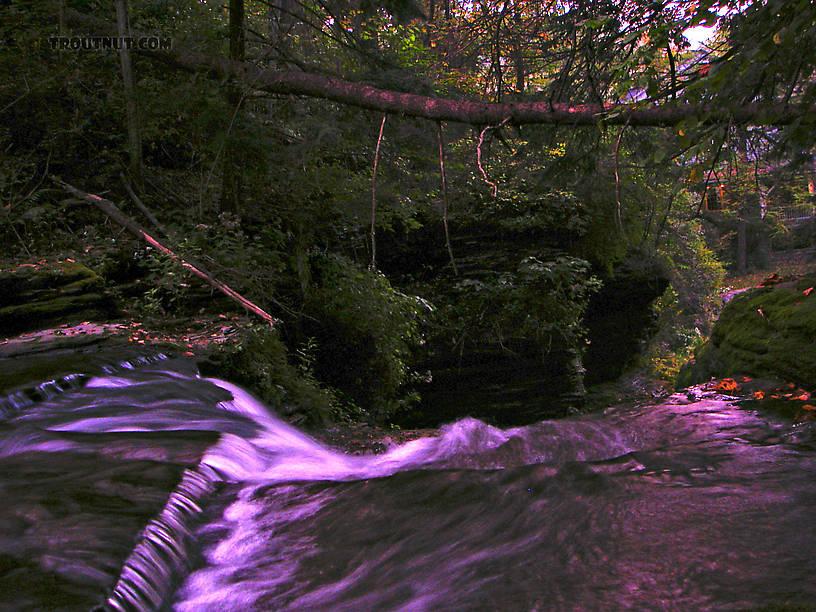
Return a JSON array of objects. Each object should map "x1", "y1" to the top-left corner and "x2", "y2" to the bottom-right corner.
[
  {"x1": 678, "y1": 273, "x2": 816, "y2": 390},
  {"x1": 0, "y1": 262, "x2": 118, "y2": 337},
  {"x1": 583, "y1": 260, "x2": 670, "y2": 386},
  {"x1": 379, "y1": 213, "x2": 670, "y2": 427}
]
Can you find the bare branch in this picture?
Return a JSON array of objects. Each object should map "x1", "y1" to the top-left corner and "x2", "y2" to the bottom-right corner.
[
  {"x1": 370, "y1": 115, "x2": 386, "y2": 270},
  {"x1": 51, "y1": 176, "x2": 279, "y2": 327},
  {"x1": 477, "y1": 116, "x2": 510, "y2": 197}
]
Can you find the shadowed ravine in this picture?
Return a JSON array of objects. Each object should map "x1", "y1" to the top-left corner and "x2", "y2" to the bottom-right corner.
[{"x1": 2, "y1": 354, "x2": 816, "y2": 611}]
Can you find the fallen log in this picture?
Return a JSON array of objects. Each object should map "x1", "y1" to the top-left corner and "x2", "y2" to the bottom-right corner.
[{"x1": 50, "y1": 176, "x2": 278, "y2": 326}]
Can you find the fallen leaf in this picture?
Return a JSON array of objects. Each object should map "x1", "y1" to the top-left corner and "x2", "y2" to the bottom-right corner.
[
  {"x1": 713, "y1": 378, "x2": 740, "y2": 393},
  {"x1": 802, "y1": 404, "x2": 816, "y2": 411},
  {"x1": 740, "y1": 376, "x2": 753, "y2": 382},
  {"x1": 753, "y1": 390, "x2": 765, "y2": 400},
  {"x1": 805, "y1": 287, "x2": 814, "y2": 296}
]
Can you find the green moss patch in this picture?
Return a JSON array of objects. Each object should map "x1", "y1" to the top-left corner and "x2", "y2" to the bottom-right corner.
[
  {"x1": 0, "y1": 262, "x2": 117, "y2": 336},
  {"x1": 678, "y1": 274, "x2": 816, "y2": 389}
]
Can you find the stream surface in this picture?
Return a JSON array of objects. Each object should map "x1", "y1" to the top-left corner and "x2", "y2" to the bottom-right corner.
[{"x1": 1, "y1": 349, "x2": 816, "y2": 611}]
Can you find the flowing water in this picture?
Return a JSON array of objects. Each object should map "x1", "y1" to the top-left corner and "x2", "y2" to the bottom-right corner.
[{"x1": 1, "y1": 350, "x2": 816, "y2": 611}]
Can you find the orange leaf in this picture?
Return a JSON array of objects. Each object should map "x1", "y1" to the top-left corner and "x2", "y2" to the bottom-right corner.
[
  {"x1": 804, "y1": 287, "x2": 814, "y2": 296},
  {"x1": 740, "y1": 376, "x2": 753, "y2": 382},
  {"x1": 802, "y1": 404, "x2": 816, "y2": 411},
  {"x1": 713, "y1": 378, "x2": 739, "y2": 392},
  {"x1": 753, "y1": 390, "x2": 765, "y2": 400}
]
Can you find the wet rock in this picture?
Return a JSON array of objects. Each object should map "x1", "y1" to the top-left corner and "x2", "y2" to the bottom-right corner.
[
  {"x1": 0, "y1": 262, "x2": 118, "y2": 337},
  {"x1": 583, "y1": 257, "x2": 670, "y2": 385}
]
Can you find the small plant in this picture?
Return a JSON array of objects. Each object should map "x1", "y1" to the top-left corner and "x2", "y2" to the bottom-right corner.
[
  {"x1": 198, "y1": 324, "x2": 338, "y2": 426},
  {"x1": 643, "y1": 220, "x2": 726, "y2": 385},
  {"x1": 304, "y1": 253, "x2": 433, "y2": 422}
]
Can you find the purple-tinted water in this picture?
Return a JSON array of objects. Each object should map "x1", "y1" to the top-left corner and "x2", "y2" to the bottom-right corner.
[{"x1": 2, "y1": 357, "x2": 816, "y2": 611}]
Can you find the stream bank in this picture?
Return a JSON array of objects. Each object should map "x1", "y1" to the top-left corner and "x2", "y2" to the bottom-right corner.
[{"x1": 679, "y1": 270, "x2": 816, "y2": 391}]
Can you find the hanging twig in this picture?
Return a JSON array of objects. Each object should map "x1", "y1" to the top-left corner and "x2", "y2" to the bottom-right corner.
[
  {"x1": 51, "y1": 176, "x2": 279, "y2": 327},
  {"x1": 477, "y1": 116, "x2": 510, "y2": 197},
  {"x1": 613, "y1": 116, "x2": 630, "y2": 237},
  {"x1": 651, "y1": 186, "x2": 682, "y2": 248},
  {"x1": 437, "y1": 122, "x2": 458, "y2": 276},
  {"x1": 370, "y1": 114, "x2": 386, "y2": 270}
]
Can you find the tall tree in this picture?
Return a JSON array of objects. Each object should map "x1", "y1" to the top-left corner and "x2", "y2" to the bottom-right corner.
[
  {"x1": 114, "y1": 0, "x2": 143, "y2": 188},
  {"x1": 220, "y1": 0, "x2": 246, "y2": 214}
]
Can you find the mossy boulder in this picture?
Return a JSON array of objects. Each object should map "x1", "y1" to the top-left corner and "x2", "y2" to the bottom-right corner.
[
  {"x1": 678, "y1": 274, "x2": 816, "y2": 389},
  {"x1": 0, "y1": 262, "x2": 118, "y2": 337}
]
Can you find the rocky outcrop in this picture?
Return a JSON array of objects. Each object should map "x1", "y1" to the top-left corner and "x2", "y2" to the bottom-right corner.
[
  {"x1": 583, "y1": 258, "x2": 670, "y2": 385},
  {"x1": 0, "y1": 262, "x2": 118, "y2": 337},
  {"x1": 379, "y1": 207, "x2": 670, "y2": 427},
  {"x1": 678, "y1": 273, "x2": 816, "y2": 389}
]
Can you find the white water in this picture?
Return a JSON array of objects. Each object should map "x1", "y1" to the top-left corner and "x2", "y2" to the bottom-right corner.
[{"x1": 3, "y1": 362, "x2": 816, "y2": 611}]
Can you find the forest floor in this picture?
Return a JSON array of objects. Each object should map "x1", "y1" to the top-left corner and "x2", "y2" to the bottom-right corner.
[{"x1": 724, "y1": 246, "x2": 816, "y2": 290}]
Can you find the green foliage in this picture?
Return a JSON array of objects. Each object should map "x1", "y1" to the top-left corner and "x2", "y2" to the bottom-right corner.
[
  {"x1": 198, "y1": 324, "x2": 337, "y2": 427},
  {"x1": 305, "y1": 253, "x2": 432, "y2": 420},
  {"x1": 443, "y1": 255, "x2": 601, "y2": 352},
  {"x1": 643, "y1": 220, "x2": 726, "y2": 383}
]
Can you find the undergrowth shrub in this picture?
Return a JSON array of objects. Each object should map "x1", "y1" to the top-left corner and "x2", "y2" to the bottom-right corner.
[
  {"x1": 644, "y1": 220, "x2": 726, "y2": 383},
  {"x1": 304, "y1": 253, "x2": 432, "y2": 422},
  {"x1": 198, "y1": 324, "x2": 336, "y2": 427}
]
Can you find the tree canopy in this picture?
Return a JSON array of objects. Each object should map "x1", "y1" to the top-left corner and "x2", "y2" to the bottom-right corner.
[{"x1": 57, "y1": 2, "x2": 816, "y2": 128}]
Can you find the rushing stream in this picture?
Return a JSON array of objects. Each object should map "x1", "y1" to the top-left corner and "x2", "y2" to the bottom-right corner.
[{"x1": 1, "y1": 349, "x2": 816, "y2": 611}]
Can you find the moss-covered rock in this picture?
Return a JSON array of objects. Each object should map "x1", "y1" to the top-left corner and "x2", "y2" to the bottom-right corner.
[
  {"x1": 678, "y1": 274, "x2": 816, "y2": 389},
  {"x1": 0, "y1": 262, "x2": 118, "y2": 337}
]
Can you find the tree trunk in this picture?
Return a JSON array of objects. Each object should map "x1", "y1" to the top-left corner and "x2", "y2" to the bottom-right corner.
[
  {"x1": 219, "y1": 0, "x2": 245, "y2": 215},
  {"x1": 736, "y1": 218, "x2": 747, "y2": 273},
  {"x1": 62, "y1": 8, "x2": 816, "y2": 129},
  {"x1": 114, "y1": 0, "x2": 142, "y2": 189}
]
